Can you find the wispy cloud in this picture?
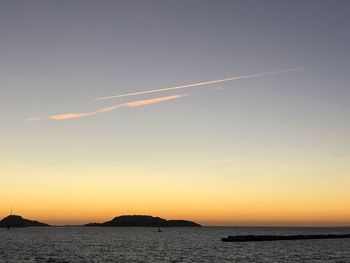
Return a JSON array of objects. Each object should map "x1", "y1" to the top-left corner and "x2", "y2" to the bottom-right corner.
[
  {"x1": 47, "y1": 94, "x2": 187, "y2": 121},
  {"x1": 94, "y1": 67, "x2": 304, "y2": 101},
  {"x1": 49, "y1": 113, "x2": 93, "y2": 120},
  {"x1": 123, "y1": 96, "x2": 185, "y2": 107},
  {"x1": 27, "y1": 67, "x2": 304, "y2": 122},
  {"x1": 25, "y1": 117, "x2": 42, "y2": 122},
  {"x1": 209, "y1": 158, "x2": 234, "y2": 163}
]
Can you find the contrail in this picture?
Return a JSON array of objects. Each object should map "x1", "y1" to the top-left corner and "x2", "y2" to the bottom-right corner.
[
  {"x1": 48, "y1": 94, "x2": 187, "y2": 120},
  {"x1": 94, "y1": 67, "x2": 304, "y2": 101}
]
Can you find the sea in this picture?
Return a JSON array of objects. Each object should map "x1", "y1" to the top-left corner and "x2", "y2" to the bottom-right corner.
[{"x1": 1, "y1": 227, "x2": 350, "y2": 262}]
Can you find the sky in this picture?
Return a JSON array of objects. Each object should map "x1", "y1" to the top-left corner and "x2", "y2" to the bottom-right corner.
[{"x1": 1, "y1": 0, "x2": 350, "y2": 226}]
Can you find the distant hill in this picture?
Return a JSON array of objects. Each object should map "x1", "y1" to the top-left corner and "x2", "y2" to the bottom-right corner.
[
  {"x1": 85, "y1": 215, "x2": 201, "y2": 227},
  {"x1": 0, "y1": 215, "x2": 49, "y2": 227}
]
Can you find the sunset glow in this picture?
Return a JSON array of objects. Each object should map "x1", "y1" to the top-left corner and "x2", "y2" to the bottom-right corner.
[{"x1": 1, "y1": 0, "x2": 350, "y2": 227}]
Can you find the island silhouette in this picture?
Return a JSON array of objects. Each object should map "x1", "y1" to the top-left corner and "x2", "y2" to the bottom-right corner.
[
  {"x1": 85, "y1": 215, "x2": 201, "y2": 227},
  {"x1": 0, "y1": 215, "x2": 49, "y2": 228},
  {"x1": 0, "y1": 214, "x2": 201, "y2": 227}
]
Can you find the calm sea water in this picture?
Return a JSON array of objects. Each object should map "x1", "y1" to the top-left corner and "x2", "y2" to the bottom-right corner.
[{"x1": 1, "y1": 227, "x2": 350, "y2": 262}]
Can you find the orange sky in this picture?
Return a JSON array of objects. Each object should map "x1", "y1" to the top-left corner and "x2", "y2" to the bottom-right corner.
[
  {"x1": 1, "y1": 156, "x2": 349, "y2": 226},
  {"x1": 1, "y1": 1, "x2": 350, "y2": 227}
]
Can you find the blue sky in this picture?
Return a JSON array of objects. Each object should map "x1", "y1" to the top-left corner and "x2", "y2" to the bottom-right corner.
[{"x1": 1, "y1": 0, "x2": 350, "y2": 225}]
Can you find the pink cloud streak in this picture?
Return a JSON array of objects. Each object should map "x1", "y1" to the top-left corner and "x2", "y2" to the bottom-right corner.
[{"x1": 47, "y1": 94, "x2": 187, "y2": 121}]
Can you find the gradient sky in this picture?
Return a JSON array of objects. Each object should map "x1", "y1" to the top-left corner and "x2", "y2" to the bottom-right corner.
[{"x1": 1, "y1": 0, "x2": 350, "y2": 226}]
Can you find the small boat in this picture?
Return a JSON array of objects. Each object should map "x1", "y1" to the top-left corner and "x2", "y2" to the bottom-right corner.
[
  {"x1": 6, "y1": 206, "x2": 12, "y2": 229},
  {"x1": 157, "y1": 227, "x2": 162, "y2": 232}
]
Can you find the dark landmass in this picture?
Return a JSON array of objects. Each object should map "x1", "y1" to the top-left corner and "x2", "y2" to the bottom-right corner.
[
  {"x1": 0, "y1": 215, "x2": 49, "y2": 228},
  {"x1": 85, "y1": 215, "x2": 201, "y2": 227},
  {"x1": 222, "y1": 234, "x2": 350, "y2": 242}
]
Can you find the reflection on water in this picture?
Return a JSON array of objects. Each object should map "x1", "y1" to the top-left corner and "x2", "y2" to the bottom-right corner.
[{"x1": 1, "y1": 227, "x2": 350, "y2": 262}]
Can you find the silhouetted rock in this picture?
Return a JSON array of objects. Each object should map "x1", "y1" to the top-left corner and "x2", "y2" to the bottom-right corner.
[
  {"x1": 85, "y1": 215, "x2": 201, "y2": 227},
  {"x1": 221, "y1": 234, "x2": 350, "y2": 242},
  {"x1": 0, "y1": 215, "x2": 49, "y2": 228},
  {"x1": 103, "y1": 215, "x2": 166, "y2": 227},
  {"x1": 166, "y1": 220, "x2": 201, "y2": 227}
]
